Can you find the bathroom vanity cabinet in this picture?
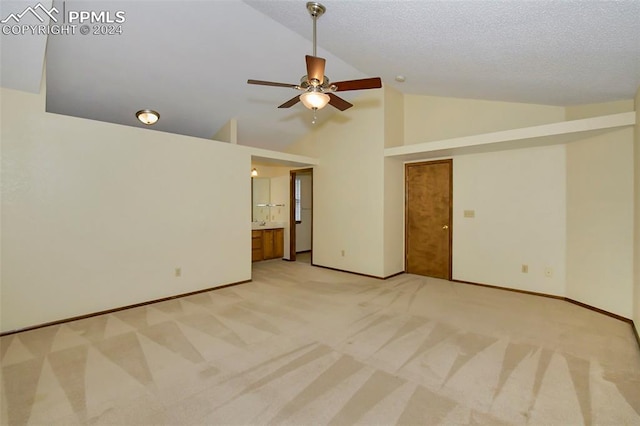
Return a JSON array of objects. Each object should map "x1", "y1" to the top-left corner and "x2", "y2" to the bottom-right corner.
[{"x1": 252, "y1": 228, "x2": 284, "y2": 262}]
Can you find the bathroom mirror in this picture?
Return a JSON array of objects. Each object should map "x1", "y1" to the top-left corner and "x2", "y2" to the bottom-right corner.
[{"x1": 252, "y1": 177, "x2": 270, "y2": 222}]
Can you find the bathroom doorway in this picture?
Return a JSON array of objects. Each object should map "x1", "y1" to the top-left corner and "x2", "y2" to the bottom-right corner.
[{"x1": 289, "y1": 168, "x2": 313, "y2": 263}]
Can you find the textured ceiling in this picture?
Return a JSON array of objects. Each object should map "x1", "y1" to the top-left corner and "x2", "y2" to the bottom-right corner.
[
  {"x1": 248, "y1": 0, "x2": 640, "y2": 106},
  {"x1": 2, "y1": 0, "x2": 639, "y2": 152}
]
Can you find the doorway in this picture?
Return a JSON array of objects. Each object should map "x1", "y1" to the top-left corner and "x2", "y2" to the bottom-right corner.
[
  {"x1": 289, "y1": 168, "x2": 313, "y2": 263},
  {"x1": 405, "y1": 160, "x2": 452, "y2": 279}
]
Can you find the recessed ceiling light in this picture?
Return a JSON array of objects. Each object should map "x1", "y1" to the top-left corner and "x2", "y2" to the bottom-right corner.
[
  {"x1": 136, "y1": 109, "x2": 160, "y2": 125},
  {"x1": 395, "y1": 75, "x2": 406, "y2": 83}
]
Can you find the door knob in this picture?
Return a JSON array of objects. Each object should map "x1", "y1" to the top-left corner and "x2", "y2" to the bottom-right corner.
[{"x1": 442, "y1": 225, "x2": 449, "y2": 230}]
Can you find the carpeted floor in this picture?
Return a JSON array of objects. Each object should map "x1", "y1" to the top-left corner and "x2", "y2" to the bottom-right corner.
[{"x1": 2, "y1": 258, "x2": 639, "y2": 425}]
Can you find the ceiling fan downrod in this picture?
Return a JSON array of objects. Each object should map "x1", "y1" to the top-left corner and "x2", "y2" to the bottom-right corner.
[{"x1": 307, "y1": 2, "x2": 326, "y2": 57}]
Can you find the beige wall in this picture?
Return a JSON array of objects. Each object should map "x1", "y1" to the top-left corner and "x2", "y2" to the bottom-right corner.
[
  {"x1": 383, "y1": 157, "x2": 404, "y2": 277},
  {"x1": 565, "y1": 128, "x2": 634, "y2": 317},
  {"x1": 269, "y1": 175, "x2": 291, "y2": 259},
  {"x1": 566, "y1": 100, "x2": 635, "y2": 318},
  {"x1": 452, "y1": 145, "x2": 567, "y2": 295},
  {"x1": 383, "y1": 87, "x2": 407, "y2": 276},
  {"x1": 4, "y1": 81, "x2": 636, "y2": 332},
  {"x1": 250, "y1": 163, "x2": 291, "y2": 178},
  {"x1": 213, "y1": 118, "x2": 237, "y2": 144},
  {"x1": 384, "y1": 86, "x2": 404, "y2": 148},
  {"x1": 635, "y1": 88, "x2": 640, "y2": 336},
  {"x1": 288, "y1": 90, "x2": 387, "y2": 277},
  {"x1": 398, "y1": 93, "x2": 635, "y2": 319},
  {"x1": 402, "y1": 94, "x2": 568, "y2": 295},
  {"x1": 1, "y1": 87, "x2": 251, "y2": 332},
  {"x1": 404, "y1": 95, "x2": 565, "y2": 145},
  {"x1": 565, "y1": 100, "x2": 634, "y2": 120},
  {"x1": 267, "y1": 176, "x2": 289, "y2": 222},
  {"x1": 288, "y1": 89, "x2": 636, "y2": 315}
]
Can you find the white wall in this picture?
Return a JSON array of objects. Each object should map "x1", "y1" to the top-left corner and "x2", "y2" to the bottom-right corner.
[
  {"x1": 1, "y1": 87, "x2": 251, "y2": 332},
  {"x1": 566, "y1": 129, "x2": 634, "y2": 317},
  {"x1": 452, "y1": 145, "x2": 567, "y2": 295},
  {"x1": 288, "y1": 90, "x2": 386, "y2": 277}
]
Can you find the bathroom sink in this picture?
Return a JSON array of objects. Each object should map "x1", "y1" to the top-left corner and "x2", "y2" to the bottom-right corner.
[{"x1": 252, "y1": 222, "x2": 284, "y2": 230}]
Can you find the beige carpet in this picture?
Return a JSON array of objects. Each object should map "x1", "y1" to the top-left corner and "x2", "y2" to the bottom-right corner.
[{"x1": 2, "y1": 258, "x2": 639, "y2": 425}]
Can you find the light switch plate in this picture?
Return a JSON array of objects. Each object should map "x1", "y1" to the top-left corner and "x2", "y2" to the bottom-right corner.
[{"x1": 464, "y1": 210, "x2": 475, "y2": 218}]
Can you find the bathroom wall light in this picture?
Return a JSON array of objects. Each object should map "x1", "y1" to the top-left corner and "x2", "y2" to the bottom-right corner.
[
  {"x1": 251, "y1": 168, "x2": 258, "y2": 177},
  {"x1": 136, "y1": 109, "x2": 160, "y2": 125}
]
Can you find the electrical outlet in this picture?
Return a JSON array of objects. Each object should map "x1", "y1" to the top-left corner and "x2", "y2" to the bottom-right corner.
[
  {"x1": 341, "y1": 249, "x2": 345, "y2": 257},
  {"x1": 175, "y1": 267, "x2": 182, "y2": 277},
  {"x1": 521, "y1": 264, "x2": 528, "y2": 273},
  {"x1": 544, "y1": 267, "x2": 553, "y2": 278}
]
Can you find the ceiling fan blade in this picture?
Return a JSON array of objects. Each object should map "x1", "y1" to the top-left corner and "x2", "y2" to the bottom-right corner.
[
  {"x1": 305, "y1": 55, "x2": 326, "y2": 85},
  {"x1": 278, "y1": 96, "x2": 301, "y2": 108},
  {"x1": 248, "y1": 79, "x2": 298, "y2": 88},
  {"x1": 328, "y1": 93, "x2": 353, "y2": 111},
  {"x1": 332, "y1": 77, "x2": 382, "y2": 92}
]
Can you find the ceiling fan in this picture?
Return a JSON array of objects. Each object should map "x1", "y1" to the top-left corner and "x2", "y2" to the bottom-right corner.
[{"x1": 247, "y1": 2, "x2": 382, "y2": 113}]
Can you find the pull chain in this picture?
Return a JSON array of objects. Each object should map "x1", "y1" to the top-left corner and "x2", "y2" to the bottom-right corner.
[{"x1": 312, "y1": 107, "x2": 317, "y2": 124}]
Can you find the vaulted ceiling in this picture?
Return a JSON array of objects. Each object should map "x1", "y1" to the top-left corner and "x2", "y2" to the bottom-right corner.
[{"x1": 2, "y1": 0, "x2": 639, "y2": 152}]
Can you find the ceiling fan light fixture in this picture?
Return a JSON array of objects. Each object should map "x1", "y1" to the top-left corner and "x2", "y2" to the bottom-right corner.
[
  {"x1": 136, "y1": 109, "x2": 160, "y2": 125},
  {"x1": 247, "y1": 2, "x2": 379, "y2": 113},
  {"x1": 299, "y1": 91, "x2": 330, "y2": 110}
]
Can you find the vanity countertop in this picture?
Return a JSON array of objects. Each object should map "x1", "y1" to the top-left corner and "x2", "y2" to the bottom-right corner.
[{"x1": 252, "y1": 222, "x2": 285, "y2": 230}]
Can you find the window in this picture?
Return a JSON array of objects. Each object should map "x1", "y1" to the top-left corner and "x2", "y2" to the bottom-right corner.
[{"x1": 294, "y1": 176, "x2": 302, "y2": 223}]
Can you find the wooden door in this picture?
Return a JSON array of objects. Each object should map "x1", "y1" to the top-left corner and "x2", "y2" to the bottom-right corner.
[{"x1": 405, "y1": 160, "x2": 452, "y2": 279}]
